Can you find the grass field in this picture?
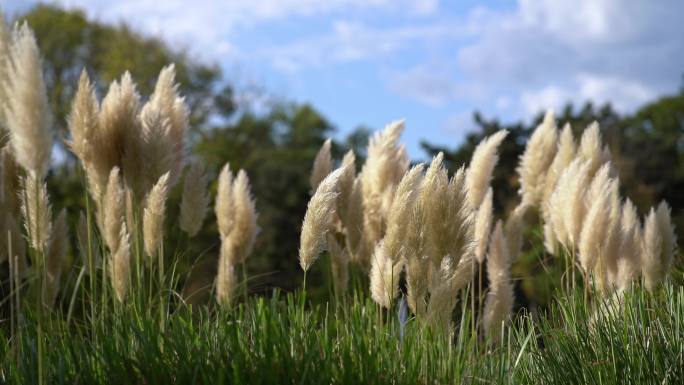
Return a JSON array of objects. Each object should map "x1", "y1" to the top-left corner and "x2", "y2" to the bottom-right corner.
[
  {"x1": 0, "y1": 16, "x2": 682, "y2": 385},
  {"x1": 2, "y1": 281, "x2": 684, "y2": 384}
]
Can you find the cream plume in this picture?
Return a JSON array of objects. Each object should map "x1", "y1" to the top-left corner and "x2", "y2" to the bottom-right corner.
[
  {"x1": 299, "y1": 166, "x2": 346, "y2": 271},
  {"x1": 642, "y1": 202, "x2": 676, "y2": 291},
  {"x1": 344, "y1": 177, "x2": 365, "y2": 264},
  {"x1": 216, "y1": 237, "x2": 238, "y2": 307},
  {"x1": 383, "y1": 164, "x2": 424, "y2": 262},
  {"x1": 466, "y1": 130, "x2": 508, "y2": 209},
  {"x1": 543, "y1": 123, "x2": 576, "y2": 207},
  {"x1": 616, "y1": 199, "x2": 641, "y2": 291},
  {"x1": 179, "y1": 161, "x2": 210, "y2": 237},
  {"x1": 360, "y1": 120, "x2": 408, "y2": 246},
  {"x1": 103, "y1": 167, "x2": 125, "y2": 252},
  {"x1": 110, "y1": 223, "x2": 131, "y2": 302},
  {"x1": 336, "y1": 150, "x2": 356, "y2": 221},
  {"x1": 68, "y1": 70, "x2": 107, "y2": 199},
  {"x1": 578, "y1": 122, "x2": 604, "y2": 178},
  {"x1": 310, "y1": 138, "x2": 332, "y2": 191},
  {"x1": 143, "y1": 172, "x2": 170, "y2": 258},
  {"x1": 426, "y1": 258, "x2": 459, "y2": 329},
  {"x1": 369, "y1": 241, "x2": 404, "y2": 308},
  {"x1": 517, "y1": 110, "x2": 558, "y2": 206},
  {"x1": 4, "y1": 23, "x2": 53, "y2": 179},
  {"x1": 102, "y1": 72, "x2": 142, "y2": 197},
  {"x1": 547, "y1": 159, "x2": 592, "y2": 249},
  {"x1": 482, "y1": 221, "x2": 514, "y2": 344},
  {"x1": 474, "y1": 188, "x2": 494, "y2": 264},
  {"x1": 227, "y1": 170, "x2": 259, "y2": 264},
  {"x1": 20, "y1": 176, "x2": 52, "y2": 252},
  {"x1": 215, "y1": 163, "x2": 235, "y2": 238},
  {"x1": 578, "y1": 178, "x2": 615, "y2": 288}
]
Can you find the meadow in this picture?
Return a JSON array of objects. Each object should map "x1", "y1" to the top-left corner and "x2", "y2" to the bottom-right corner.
[{"x1": 0, "y1": 16, "x2": 682, "y2": 385}]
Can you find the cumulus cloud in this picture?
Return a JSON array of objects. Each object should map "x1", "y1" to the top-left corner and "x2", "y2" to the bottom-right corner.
[{"x1": 458, "y1": 0, "x2": 684, "y2": 115}]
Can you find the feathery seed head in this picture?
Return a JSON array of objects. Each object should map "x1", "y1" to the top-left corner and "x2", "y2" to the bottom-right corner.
[
  {"x1": 336, "y1": 150, "x2": 356, "y2": 220},
  {"x1": 20, "y1": 175, "x2": 52, "y2": 252},
  {"x1": 383, "y1": 164, "x2": 424, "y2": 263},
  {"x1": 5, "y1": 23, "x2": 53, "y2": 179},
  {"x1": 579, "y1": 122, "x2": 604, "y2": 177},
  {"x1": 616, "y1": 199, "x2": 641, "y2": 291},
  {"x1": 466, "y1": 130, "x2": 508, "y2": 209},
  {"x1": 299, "y1": 166, "x2": 347, "y2": 271},
  {"x1": 474, "y1": 188, "x2": 494, "y2": 264},
  {"x1": 517, "y1": 110, "x2": 558, "y2": 206},
  {"x1": 370, "y1": 241, "x2": 404, "y2": 308},
  {"x1": 143, "y1": 172, "x2": 170, "y2": 258},
  {"x1": 482, "y1": 220, "x2": 514, "y2": 344},
  {"x1": 215, "y1": 163, "x2": 235, "y2": 238},
  {"x1": 228, "y1": 170, "x2": 259, "y2": 264},
  {"x1": 103, "y1": 167, "x2": 125, "y2": 252},
  {"x1": 310, "y1": 138, "x2": 333, "y2": 192},
  {"x1": 542, "y1": 123, "x2": 576, "y2": 208},
  {"x1": 110, "y1": 223, "x2": 131, "y2": 302}
]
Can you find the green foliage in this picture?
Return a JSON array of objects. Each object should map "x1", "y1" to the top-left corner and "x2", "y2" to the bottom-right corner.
[{"x1": 2, "y1": 284, "x2": 684, "y2": 384}]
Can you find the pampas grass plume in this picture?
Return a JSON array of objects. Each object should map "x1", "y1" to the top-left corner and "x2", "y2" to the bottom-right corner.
[
  {"x1": 311, "y1": 138, "x2": 332, "y2": 191},
  {"x1": 517, "y1": 110, "x2": 558, "y2": 206},
  {"x1": 110, "y1": 223, "x2": 131, "y2": 302},
  {"x1": 143, "y1": 172, "x2": 170, "y2": 258},
  {"x1": 215, "y1": 163, "x2": 235, "y2": 238},
  {"x1": 103, "y1": 167, "x2": 125, "y2": 252},
  {"x1": 616, "y1": 199, "x2": 641, "y2": 291},
  {"x1": 369, "y1": 241, "x2": 404, "y2": 308},
  {"x1": 21, "y1": 176, "x2": 51, "y2": 252},
  {"x1": 4, "y1": 23, "x2": 53, "y2": 179},
  {"x1": 299, "y1": 166, "x2": 346, "y2": 271},
  {"x1": 466, "y1": 130, "x2": 508, "y2": 208},
  {"x1": 227, "y1": 170, "x2": 259, "y2": 264},
  {"x1": 383, "y1": 164, "x2": 424, "y2": 262},
  {"x1": 482, "y1": 221, "x2": 514, "y2": 344},
  {"x1": 474, "y1": 187, "x2": 493, "y2": 264}
]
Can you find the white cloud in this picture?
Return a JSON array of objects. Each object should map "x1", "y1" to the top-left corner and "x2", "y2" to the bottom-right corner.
[
  {"x1": 262, "y1": 21, "x2": 468, "y2": 72},
  {"x1": 457, "y1": 0, "x2": 684, "y2": 115}
]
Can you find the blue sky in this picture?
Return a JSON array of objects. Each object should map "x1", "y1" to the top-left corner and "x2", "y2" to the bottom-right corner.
[{"x1": 4, "y1": 0, "x2": 684, "y2": 159}]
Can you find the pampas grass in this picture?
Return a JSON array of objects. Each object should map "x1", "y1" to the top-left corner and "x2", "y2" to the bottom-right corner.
[
  {"x1": 4, "y1": 23, "x2": 52, "y2": 180},
  {"x1": 327, "y1": 233, "x2": 349, "y2": 295},
  {"x1": 616, "y1": 199, "x2": 641, "y2": 292},
  {"x1": 517, "y1": 110, "x2": 558, "y2": 206},
  {"x1": 225, "y1": 170, "x2": 258, "y2": 264},
  {"x1": 143, "y1": 172, "x2": 170, "y2": 258},
  {"x1": 642, "y1": 202, "x2": 677, "y2": 291},
  {"x1": 383, "y1": 164, "x2": 424, "y2": 262},
  {"x1": 110, "y1": 223, "x2": 131, "y2": 302},
  {"x1": 482, "y1": 221, "x2": 514, "y2": 344},
  {"x1": 360, "y1": 120, "x2": 408, "y2": 247},
  {"x1": 299, "y1": 166, "x2": 346, "y2": 272},
  {"x1": 103, "y1": 167, "x2": 125, "y2": 252},
  {"x1": 311, "y1": 138, "x2": 332, "y2": 191},
  {"x1": 465, "y1": 130, "x2": 508, "y2": 208},
  {"x1": 474, "y1": 188, "x2": 493, "y2": 264},
  {"x1": 179, "y1": 160, "x2": 210, "y2": 237},
  {"x1": 369, "y1": 241, "x2": 403, "y2": 308},
  {"x1": 20, "y1": 176, "x2": 51, "y2": 252}
]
